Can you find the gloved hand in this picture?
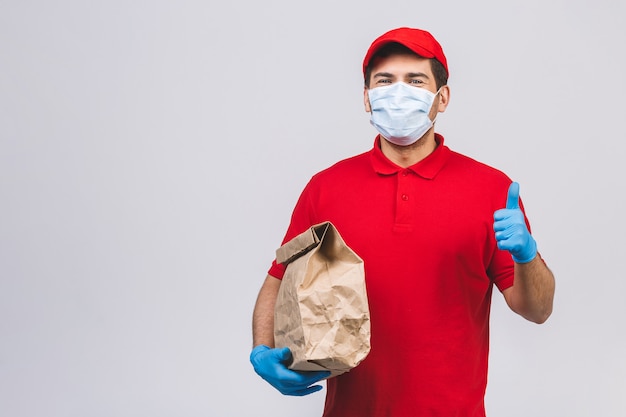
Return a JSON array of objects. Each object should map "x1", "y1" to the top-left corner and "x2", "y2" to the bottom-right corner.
[
  {"x1": 493, "y1": 182, "x2": 537, "y2": 263},
  {"x1": 250, "y1": 345, "x2": 331, "y2": 396}
]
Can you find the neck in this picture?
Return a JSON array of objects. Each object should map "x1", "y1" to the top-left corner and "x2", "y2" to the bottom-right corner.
[{"x1": 379, "y1": 129, "x2": 438, "y2": 168}]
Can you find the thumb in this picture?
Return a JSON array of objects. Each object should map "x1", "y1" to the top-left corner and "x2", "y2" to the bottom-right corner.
[
  {"x1": 506, "y1": 182, "x2": 520, "y2": 209},
  {"x1": 274, "y1": 347, "x2": 293, "y2": 364}
]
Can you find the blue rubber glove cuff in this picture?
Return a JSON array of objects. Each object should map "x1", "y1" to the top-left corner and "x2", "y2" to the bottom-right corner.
[{"x1": 511, "y1": 235, "x2": 537, "y2": 264}]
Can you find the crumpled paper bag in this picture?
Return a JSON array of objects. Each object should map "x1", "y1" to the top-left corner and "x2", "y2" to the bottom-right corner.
[{"x1": 274, "y1": 221, "x2": 371, "y2": 377}]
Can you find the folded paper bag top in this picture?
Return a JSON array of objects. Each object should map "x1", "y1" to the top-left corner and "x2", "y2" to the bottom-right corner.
[{"x1": 274, "y1": 221, "x2": 371, "y2": 377}]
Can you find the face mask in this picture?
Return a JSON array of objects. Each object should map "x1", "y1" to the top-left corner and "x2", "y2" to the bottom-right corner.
[{"x1": 368, "y1": 82, "x2": 440, "y2": 146}]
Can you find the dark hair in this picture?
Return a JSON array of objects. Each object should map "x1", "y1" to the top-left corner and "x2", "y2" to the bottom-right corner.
[{"x1": 364, "y1": 42, "x2": 448, "y2": 89}]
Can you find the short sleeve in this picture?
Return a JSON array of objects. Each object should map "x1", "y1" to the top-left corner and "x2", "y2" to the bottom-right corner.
[{"x1": 267, "y1": 179, "x2": 318, "y2": 279}]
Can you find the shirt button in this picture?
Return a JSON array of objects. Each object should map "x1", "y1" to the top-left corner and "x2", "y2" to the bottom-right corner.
[
  {"x1": 402, "y1": 194, "x2": 409, "y2": 201},
  {"x1": 402, "y1": 170, "x2": 409, "y2": 177}
]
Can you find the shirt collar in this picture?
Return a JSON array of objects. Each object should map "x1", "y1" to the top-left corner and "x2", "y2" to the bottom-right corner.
[{"x1": 370, "y1": 133, "x2": 451, "y2": 179}]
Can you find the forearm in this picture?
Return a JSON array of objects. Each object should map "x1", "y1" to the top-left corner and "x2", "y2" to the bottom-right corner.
[
  {"x1": 506, "y1": 256, "x2": 555, "y2": 324},
  {"x1": 252, "y1": 274, "x2": 282, "y2": 347}
]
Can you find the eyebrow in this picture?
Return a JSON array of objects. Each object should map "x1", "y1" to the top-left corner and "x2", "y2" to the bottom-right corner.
[{"x1": 406, "y1": 72, "x2": 430, "y2": 79}]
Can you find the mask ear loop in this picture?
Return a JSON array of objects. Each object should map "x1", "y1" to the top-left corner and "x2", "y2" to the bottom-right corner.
[{"x1": 430, "y1": 86, "x2": 444, "y2": 126}]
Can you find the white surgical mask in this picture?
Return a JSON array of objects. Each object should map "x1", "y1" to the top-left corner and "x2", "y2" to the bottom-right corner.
[{"x1": 368, "y1": 82, "x2": 440, "y2": 146}]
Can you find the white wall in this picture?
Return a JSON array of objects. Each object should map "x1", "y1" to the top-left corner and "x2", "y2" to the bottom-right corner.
[{"x1": 1, "y1": 1, "x2": 624, "y2": 416}]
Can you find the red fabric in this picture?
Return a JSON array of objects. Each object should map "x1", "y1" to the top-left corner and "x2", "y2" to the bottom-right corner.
[
  {"x1": 268, "y1": 135, "x2": 521, "y2": 416},
  {"x1": 362, "y1": 27, "x2": 449, "y2": 76}
]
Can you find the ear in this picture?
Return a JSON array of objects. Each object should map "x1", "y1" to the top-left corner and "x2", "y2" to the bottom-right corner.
[
  {"x1": 363, "y1": 87, "x2": 371, "y2": 113},
  {"x1": 436, "y1": 85, "x2": 450, "y2": 113}
]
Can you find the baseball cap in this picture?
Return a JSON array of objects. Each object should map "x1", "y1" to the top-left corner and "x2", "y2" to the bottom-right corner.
[{"x1": 362, "y1": 27, "x2": 448, "y2": 77}]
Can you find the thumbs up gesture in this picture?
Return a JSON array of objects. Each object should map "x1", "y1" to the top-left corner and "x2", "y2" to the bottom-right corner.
[{"x1": 493, "y1": 182, "x2": 537, "y2": 263}]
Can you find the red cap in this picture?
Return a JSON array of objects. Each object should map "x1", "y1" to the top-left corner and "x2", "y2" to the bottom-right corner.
[{"x1": 362, "y1": 27, "x2": 448, "y2": 77}]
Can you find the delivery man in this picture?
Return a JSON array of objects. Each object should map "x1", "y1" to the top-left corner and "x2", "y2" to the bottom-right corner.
[{"x1": 250, "y1": 27, "x2": 555, "y2": 416}]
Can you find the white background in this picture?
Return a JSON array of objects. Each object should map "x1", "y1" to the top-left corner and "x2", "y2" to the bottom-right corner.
[{"x1": 1, "y1": 1, "x2": 625, "y2": 416}]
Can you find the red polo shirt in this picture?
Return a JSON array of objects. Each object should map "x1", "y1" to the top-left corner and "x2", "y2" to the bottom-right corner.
[{"x1": 268, "y1": 135, "x2": 519, "y2": 417}]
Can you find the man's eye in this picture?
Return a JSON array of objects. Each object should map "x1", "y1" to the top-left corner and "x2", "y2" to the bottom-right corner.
[
  {"x1": 377, "y1": 79, "x2": 392, "y2": 84},
  {"x1": 409, "y1": 79, "x2": 424, "y2": 85}
]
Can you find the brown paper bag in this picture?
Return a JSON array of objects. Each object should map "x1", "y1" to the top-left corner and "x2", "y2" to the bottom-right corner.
[{"x1": 274, "y1": 221, "x2": 371, "y2": 377}]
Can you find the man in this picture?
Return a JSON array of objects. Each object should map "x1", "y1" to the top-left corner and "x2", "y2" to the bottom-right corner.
[{"x1": 250, "y1": 27, "x2": 555, "y2": 416}]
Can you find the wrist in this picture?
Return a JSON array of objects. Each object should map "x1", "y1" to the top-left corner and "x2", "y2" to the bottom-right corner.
[
  {"x1": 250, "y1": 345, "x2": 270, "y2": 362},
  {"x1": 512, "y1": 237, "x2": 537, "y2": 264}
]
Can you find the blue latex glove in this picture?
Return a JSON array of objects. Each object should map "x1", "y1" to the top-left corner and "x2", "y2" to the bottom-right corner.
[
  {"x1": 493, "y1": 182, "x2": 537, "y2": 263},
  {"x1": 250, "y1": 345, "x2": 331, "y2": 396}
]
